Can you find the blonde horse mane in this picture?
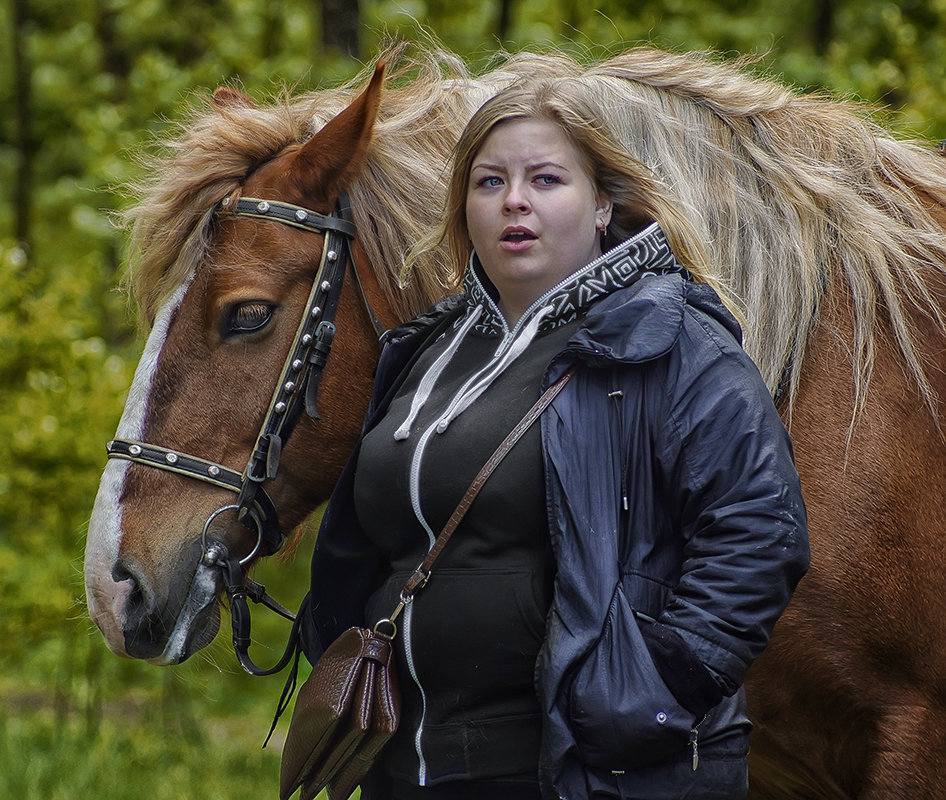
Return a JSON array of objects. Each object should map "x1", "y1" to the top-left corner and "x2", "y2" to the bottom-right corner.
[
  {"x1": 124, "y1": 43, "x2": 946, "y2": 416},
  {"x1": 123, "y1": 44, "x2": 526, "y2": 327},
  {"x1": 579, "y1": 48, "x2": 946, "y2": 417}
]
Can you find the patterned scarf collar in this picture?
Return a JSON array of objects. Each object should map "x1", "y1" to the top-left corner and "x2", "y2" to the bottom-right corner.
[{"x1": 462, "y1": 221, "x2": 687, "y2": 337}]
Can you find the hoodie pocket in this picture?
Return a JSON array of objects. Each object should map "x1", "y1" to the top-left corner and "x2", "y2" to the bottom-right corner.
[
  {"x1": 409, "y1": 567, "x2": 548, "y2": 697},
  {"x1": 365, "y1": 566, "x2": 550, "y2": 706},
  {"x1": 568, "y1": 583, "x2": 695, "y2": 770}
]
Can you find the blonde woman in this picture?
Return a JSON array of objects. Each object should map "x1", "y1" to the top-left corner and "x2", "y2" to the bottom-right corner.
[{"x1": 302, "y1": 78, "x2": 809, "y2": 800}]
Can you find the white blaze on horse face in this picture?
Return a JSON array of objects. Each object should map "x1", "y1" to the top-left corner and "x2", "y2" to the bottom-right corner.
[{"x1": 85, "y1": 275, "x2": 195, "y2": 657}]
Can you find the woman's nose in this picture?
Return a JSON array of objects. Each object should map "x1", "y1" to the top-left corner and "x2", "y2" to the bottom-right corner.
[{"x1": 503, "y1": 183, "x2": 529, "y2": 213}]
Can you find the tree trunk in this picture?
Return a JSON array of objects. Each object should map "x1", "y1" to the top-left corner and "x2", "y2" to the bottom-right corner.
[
  {"x1": 11, "y1": 0, "x2": 34, "y2": 255},
  {"x1": 812, "y1": 0, "x2": 836, "y2": 57},
  {"x1": 320, "y1": 0, "x2": 360, "y2": 59},
  {"x1": 261, "y1": 0, "x2": 281, "y2": 59},
  {"x1": 497, "y1": 0, "x2": 515, "y2": 41},
  {"x1": 94, "y1": 2, "x2": 132, "y2": 81}
]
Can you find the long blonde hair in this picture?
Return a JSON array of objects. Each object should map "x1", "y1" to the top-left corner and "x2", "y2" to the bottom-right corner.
[{"x1": 409, "y1": 76, "x2": 741, "y2": 318}]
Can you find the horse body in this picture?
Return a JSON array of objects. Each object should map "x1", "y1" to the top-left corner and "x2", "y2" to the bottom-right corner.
[
  {"x1": 85, "y1": 46, "x2": 946, "y2": 796},
  {"x1": 747, "y1": 264, "x2": 946, "y2": 798}
]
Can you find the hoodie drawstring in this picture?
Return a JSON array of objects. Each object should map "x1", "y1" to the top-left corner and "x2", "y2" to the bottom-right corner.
[
  {"x1": 435, "y1": 306, "x2": 552, "y2": 434},
  {"x1": 393, "y1": 306, "x2": 484, "y2": 441}
]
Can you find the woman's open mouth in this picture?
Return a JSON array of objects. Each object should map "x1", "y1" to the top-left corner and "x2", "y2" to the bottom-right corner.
[{"x1": 501, "y1": 227, "x2": 537, "y2": 250}]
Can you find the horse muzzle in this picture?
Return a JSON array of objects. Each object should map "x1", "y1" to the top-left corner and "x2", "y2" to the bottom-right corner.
[
  {"x1": 98, "y1": 536, "x2": 222, "y2": 663},
  {"x1": 87, "y1": 503, "x2": 246, "y2": 665}
]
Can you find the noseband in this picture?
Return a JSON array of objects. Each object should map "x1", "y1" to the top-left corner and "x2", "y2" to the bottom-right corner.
[{"x1": 106, "y1": 192, "x2": 380, "y2": 674}]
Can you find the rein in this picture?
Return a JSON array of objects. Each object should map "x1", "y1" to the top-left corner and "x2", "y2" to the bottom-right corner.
[{"x1": 106, "y1": 192, "x2": 380, "y2": 675}]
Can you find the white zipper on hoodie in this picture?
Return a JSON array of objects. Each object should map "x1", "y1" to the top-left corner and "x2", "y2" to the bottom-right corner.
[
  {"x1": 398, "y1": 225, "x2": 664, "y2": 782},
  {"x1": 406, "y1": 306, "x2": 551, "y2": 546},
  {"x1": 399, "y1": 303, "x2": 551, "y2": 783}
]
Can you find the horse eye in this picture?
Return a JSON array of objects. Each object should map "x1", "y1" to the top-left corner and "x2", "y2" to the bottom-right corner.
[{"x1": 226, "y1": 302, "x2": 274, "y2": 336}]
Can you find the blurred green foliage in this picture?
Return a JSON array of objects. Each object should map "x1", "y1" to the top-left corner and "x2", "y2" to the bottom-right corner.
[{"x1": 1, "y1": 0, "x2": 945, "y2": 797}]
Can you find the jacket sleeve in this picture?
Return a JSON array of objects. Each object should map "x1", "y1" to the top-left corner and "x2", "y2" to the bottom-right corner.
[
  {"x1": 302, "y1": 450, "x2": 387, "y2": 663},
  {"x1": 653, "y1": 309, "x2": 809, "y2": 694}
]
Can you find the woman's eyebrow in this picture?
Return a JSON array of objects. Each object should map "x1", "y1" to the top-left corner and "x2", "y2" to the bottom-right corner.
[
  {"x1": 470, "y1": 160, "x2": 569, "y2": 172},
  {"x1": 470, "y1": 161, "x2": 506, "y2": 172},
  {"x1": 527, "y1": 160, "x2": 569, "y2": 171}
]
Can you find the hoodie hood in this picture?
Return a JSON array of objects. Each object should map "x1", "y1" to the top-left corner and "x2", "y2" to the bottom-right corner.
[{"x1": 387, "y1": 222, "x2": 736, "y2": 442}]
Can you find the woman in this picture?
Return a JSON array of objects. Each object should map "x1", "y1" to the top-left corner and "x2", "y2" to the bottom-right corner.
[{"x1": 299, "y1": 78, "x2": 809, "y2": 800}]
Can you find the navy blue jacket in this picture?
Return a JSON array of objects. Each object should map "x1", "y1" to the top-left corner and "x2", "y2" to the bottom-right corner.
[{"x1": 302, "y1": 273, "x2": 809, "y2": 799}]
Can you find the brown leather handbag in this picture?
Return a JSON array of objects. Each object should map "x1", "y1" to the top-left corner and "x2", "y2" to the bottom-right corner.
[
  {"x1": 279, "y1": 625, "x2": 400, "y2": 800},
  {"x1": 279, "y1": 366, "x2": 576, "y2": 800}
]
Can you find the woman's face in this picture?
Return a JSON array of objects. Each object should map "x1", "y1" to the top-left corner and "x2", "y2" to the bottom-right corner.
[{"x1": 466, "y1": 117, "x2": 612, "y2": 323}]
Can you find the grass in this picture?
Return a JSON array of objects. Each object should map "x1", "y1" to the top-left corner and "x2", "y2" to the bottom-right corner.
[
  {"x1": 0, "y1": 669, "x2": 361, "y2": 800},
  {"x1": 0, "y1": 706, "x2": 279, "y2": 799},
  {"x1": 0, "y1": 527, "x2": 361, "y2": 800}
]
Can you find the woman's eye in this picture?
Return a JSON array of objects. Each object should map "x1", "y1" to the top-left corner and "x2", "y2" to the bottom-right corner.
[
  {"x1": 226, "y1": 302, "x2": 274, "y2": 336},
  {"x1": 476, "y1": 176, "x2": 503, "y2": 188},
  {"x1": 535, "y1": 174, "x2": 560, "y2": 186}
]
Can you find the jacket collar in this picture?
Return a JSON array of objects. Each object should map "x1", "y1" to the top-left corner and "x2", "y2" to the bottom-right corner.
[
  {"x1": 573, "y1": 265, "x2": 742, "y2": 364},
  {"x1": 463, "y1": 221, "x2": 686, "y2": 337}
]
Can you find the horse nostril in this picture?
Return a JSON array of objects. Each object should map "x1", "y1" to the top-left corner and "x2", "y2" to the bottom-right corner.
[
  {"x1": 108, "y1": 538, "x2": 218, "y2": 663},
  {"x1": 111, "y1": 559, "x2": 147, "y2": 611},
  {"x1": 110, "y1": 557, "x2": 168, "y2": 660}
]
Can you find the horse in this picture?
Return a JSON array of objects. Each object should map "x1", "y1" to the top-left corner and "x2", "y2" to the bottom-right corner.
[{"x1": 84, "y1": 44, "x2": 946, "y2": 798}]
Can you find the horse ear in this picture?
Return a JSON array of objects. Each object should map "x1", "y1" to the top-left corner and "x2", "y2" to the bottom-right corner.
[
  {"x1": 289, "y1": 60, "x2": 386, "y2": 195},
  {"x1": 213, "y1": 87, "x2": 258, "y2": 109}
]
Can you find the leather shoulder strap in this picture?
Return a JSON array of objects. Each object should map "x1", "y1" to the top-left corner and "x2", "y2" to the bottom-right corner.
[{"x1": 399, "y1": 364, "x2": 577, "y2": 599}]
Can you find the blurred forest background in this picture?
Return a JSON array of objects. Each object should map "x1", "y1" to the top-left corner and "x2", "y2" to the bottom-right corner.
[{"x1": 2, "y1": 0, "x2": 945, "y2": 797}]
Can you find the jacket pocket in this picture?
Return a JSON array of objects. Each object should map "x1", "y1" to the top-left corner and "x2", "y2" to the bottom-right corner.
[{"x1": 568, "y1": 583, "x2": 696, "y2": 770}]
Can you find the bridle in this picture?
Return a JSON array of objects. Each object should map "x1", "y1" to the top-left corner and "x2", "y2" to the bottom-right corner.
[{"x1": 106, "y1": 192, "x2": 384, "y2": 675}]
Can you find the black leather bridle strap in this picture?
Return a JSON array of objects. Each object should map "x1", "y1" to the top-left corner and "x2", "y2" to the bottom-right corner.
[
  {"x1": 230, "y1": 196, "x2": 354, "y2": 539},
  {"x1": 229, "y1": 195, "x2": 387, "y2": 336},
  {"x1": 227, "y1": 197, "x2": 356, "y2": 238},
  {"x1": 105, "y1": 438, "x2": 279, "y2": 533},
  {"x1": 107, "y1": 439, "x2": 243, "y2": 491}
]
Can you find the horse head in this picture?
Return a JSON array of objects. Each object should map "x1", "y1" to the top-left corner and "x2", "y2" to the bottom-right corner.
[{"x1": 85, "y1": 64, "x2": 391, "y2": 664}]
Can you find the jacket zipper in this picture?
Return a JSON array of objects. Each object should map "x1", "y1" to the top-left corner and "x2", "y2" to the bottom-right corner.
[
  {"x1": 690, "y1": 713, "x2": 708, "y2": 771},
  {"x1": 608, "y1": 375, "x2": 630, "y2": 517}
]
